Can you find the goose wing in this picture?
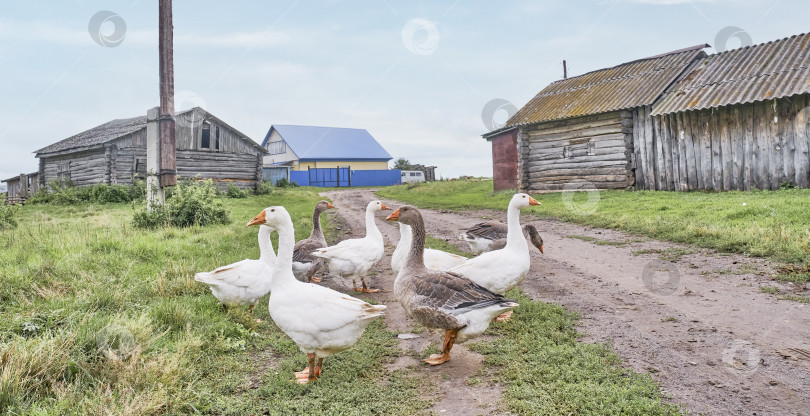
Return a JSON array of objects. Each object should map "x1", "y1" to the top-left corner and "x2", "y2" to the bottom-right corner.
[
  {"x1": 463, "y1": 222, "x2": 507, "y2": 241},
  {"x1": 194, "y1": 259, "x2": 271, "y2": 288},
  {"x1": 411, "y1": 270, "x2": 515, "y2": 315}
]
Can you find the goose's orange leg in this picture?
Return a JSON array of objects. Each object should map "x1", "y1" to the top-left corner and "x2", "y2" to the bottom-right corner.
[
  {"x1": 494, "y1": 310, "x2": 513, "y2": 322},
  {"x1": 424, "y1": 329, "x2": 458, "y2": 366},
  {"x1": 359, "y1": 277, "x2": 380, "y2": 293},
  {"x1": 294, "y1": 353, "x2": 317, "y2": 384}
]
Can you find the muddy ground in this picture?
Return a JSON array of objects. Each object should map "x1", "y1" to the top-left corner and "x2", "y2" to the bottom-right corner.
[{"x1": 319, "y1": 189, "x2": 810, "y2": 416}]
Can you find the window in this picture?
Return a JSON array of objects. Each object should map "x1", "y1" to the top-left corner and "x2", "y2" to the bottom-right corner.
[
  {"x1": 267, "y1": 141, "x2": 286, "y2": 155},
  {"x1": 410, "y1": 172, "x2": 418, "y2": 176},
  {"x1": 134, "y1": 158, "x2": 146, "y2": 179},
  {"x1": 56, "y1": 161, "x2": 70, "y2": 180},
  {"x1": 215, "y1": 126, "x2": 220, "y2": 150},
  {"x1": 201, "y1": 121, "x2": 211, "y2": 149}
]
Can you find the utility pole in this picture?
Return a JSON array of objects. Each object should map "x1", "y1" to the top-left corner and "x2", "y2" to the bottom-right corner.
[
  {"x1": 563, "y1": 60, "x2": 568, "y2": 79},
  {"x1": 147, "y1": 0, "x2": 177, "y2": 209}
]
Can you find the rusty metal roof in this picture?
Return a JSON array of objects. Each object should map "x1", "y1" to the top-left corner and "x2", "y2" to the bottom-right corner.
[
  {"x1": 501, "y1": 45, "x2": 707, "y2": 130},
  {"x1": 652, "y1": 33, "x2": 810, "y2": 115}
]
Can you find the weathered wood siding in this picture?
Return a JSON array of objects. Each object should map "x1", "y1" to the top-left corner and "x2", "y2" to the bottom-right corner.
[
  {"x1": 41, "y1": 149, "x2": 108, "y2": 186},
  {"x1": 519, "y1": 110, "x2": 632, "y2": 191},
  {"x1": 38, "y1": 109, "x2": 264, "y2": 190},
  {"x1": 638, "y1": 96, "x2": 810, "y2": 190}
]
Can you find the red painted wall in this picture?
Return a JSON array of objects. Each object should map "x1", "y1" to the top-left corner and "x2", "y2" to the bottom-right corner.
[{"x1": 490, "y1": 131, "x2": 518, "y2": 190}]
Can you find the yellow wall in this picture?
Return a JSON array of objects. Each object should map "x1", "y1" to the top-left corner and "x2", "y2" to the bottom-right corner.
[{"x1": 292, "y1": 161, "x2": 389, "y2": 171}]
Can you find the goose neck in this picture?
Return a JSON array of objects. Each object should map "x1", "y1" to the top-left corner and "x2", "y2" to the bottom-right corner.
[
  {"x1": 365, "y1": 207, "x2": 382, "y2": 241},
  {"x1": 505, "y1": 203, "x2": 527, "y2": 248},
  {"x1": 402, "y1": 218, "x2": 427, "y2": 275},
  {"x1": 309, "y1": 207, "x2": 325, "y2": 240},
  {"x1": 257, "y1": 225, "x2": 276, "y2": 264},
  {"x1": 272, "y1": 220, "x2": 299, "y2": 289}
]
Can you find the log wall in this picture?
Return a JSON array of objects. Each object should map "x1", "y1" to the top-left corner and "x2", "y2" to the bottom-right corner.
[
  {"x1": 638, "y1": 96, "x2": 810, "y2": 190},
  {"x1": 519, "y1": 110, "x2": 632, "y2": 191}
]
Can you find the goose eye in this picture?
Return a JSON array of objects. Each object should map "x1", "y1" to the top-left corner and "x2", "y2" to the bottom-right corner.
[{"x1": 271, "y1": 209, "x2": 275, "y2": 212}]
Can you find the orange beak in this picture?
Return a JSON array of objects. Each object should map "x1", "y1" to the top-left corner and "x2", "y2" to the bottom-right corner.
[
  {"x1": 538, "y1": 244, "x2": 544, "y2": 254},
  {"x1": 246, "y1": 210, "x2": 266, "y2": 227},
  {"x1": 385, "y1": 208, "x2": 400, "y2": 221},
  {"x1": 381, "y1": 203, "x2": 391, "y2": 210},
  {"x1": 327, "y1": 202, "x2": 335, "y2": 209},
  {"x1": 528, "y1": 197, "x2": 541, "y2": 206}
]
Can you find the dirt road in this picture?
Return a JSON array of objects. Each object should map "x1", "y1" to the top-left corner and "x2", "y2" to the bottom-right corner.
[{"x1": 321, "y1": 189, "x2": 810, "y2": 416}]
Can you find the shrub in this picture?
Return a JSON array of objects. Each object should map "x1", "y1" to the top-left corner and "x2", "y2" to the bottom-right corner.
[
  {"x1": 257, "y1": 180, "x2": 275, "y2": 195},
  {"x1": 28, "y1": 180, "x2": 144, "y2": 205},
  {"x1": 275, "y1": 178, "x2": 299, "y2": 188},
  {"x1": 132, "y1": 179, "x2": 231, "y2": 228},
  {"x1": 0, "y1": 199, "x2": 19, "y2": 230},
  {"x1": 226, "y1": 183, "x2": 250, "y2": 198}
]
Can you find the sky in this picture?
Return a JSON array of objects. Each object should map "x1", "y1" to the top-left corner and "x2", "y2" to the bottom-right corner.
[{"x1": 1, "y1": 0, "x2": 807, "y2": 182}]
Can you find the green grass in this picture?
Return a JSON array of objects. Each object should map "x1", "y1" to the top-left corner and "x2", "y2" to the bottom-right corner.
[
  {"x1": 469, "y1": 290, "x2": 683, "y2": 415},
  {"x1": 760, "y1": 286, "x2": 780, "y2": 294},
  {"x1": 377, "y1": 180, "x2": 810, "y2": 264},
  {"x1": 425, "y1": 235, "x2": 474, "y2": 258},
  {"x1": 0, "y1": 188, "x2": 432, "y2": 415}
]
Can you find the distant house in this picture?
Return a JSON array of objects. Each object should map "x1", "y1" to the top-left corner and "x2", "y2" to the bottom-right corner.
[
  {"x1": 261, "y1": 125, "x2": 393, "y2": 171},
  {"x1": 3, "y1": 172, "x2": 39, "y2": 204},
  {"x1": 261, "y1": 124, "x2": 398, "y2": 187},
  {"x1": 484, "y1": 32, "x2": 810, "y2": 192},
  {"x1": 34, "y1": 107, "x2": 266, "y2": 190}
]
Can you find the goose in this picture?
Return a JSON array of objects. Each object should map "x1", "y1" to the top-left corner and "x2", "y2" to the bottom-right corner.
[
  {"x1": 391, "y1": 222, "x2": 467, "y2": 273},
  {"x1": 194, "y1": 223, "x2": 275, "y2": 314},
  {"x1": 385, "y1": 205, "x2": 517, "y2": 365},
  {"x1": 248, "y1": 206, "x2": 386, "y2": 384},
  {"x1": 448, "y1": 193, "x2": 541, "y2": 321},
  {"x1": 292, "y1": 200, "x2": 335, "y2": 283},
  {"x1": 460, "y1": 222, "x2": 544, "y2": 254},
  {"x1": 312, "y1": 200, "x2": 389, "y2": 293}
]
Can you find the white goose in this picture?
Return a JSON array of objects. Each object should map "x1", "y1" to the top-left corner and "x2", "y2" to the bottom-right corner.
[
  {"x1": 391, "y1": 222, "x2": 467, "y2": 274},
  {"x1": 312, "y1": 200, "x2": 389, "y2": 293},
  {"x1": 448, "y1": 193, "x2": 541, "y2": 320},
  {"x1": 248, "y1": 206, "x2": 386, "y2": 384},
  {"x1": 194, "y1": 224, "x2": 275, "y2": 314}
]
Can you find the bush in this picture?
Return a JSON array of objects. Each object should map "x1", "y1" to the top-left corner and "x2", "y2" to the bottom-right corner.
[
  {"x1": 28, "y1": 180, "x2": 144, "y2": 205},
  {"x1": 226, "y1": 183, "x2": 250, "y2": 198},
  {"x1": 257, "y1": 180, "x2": 275, "y2": 195},
  {"x1": 275, "y1": 178, "x2": 299, "y2": 188},
  {"x1": 133, "y1": 179, "x2": 231, "y2": 228},
  {"x1": 0, "y1": 199, "x2": 19, "y2": 230}
]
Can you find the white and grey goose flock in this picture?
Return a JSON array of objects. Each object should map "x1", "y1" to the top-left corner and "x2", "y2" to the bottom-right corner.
[{"x1": 248, "y1": 206, "x2": 386, "y2": 384}]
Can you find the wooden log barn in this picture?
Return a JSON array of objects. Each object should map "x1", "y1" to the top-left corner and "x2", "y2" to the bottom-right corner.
[
  {"x1": 484, "y1": 32, "x2": 810, "y2": 192},
  {"x1": 33, "y1": 107, "x2": 265, "y2": 191}
]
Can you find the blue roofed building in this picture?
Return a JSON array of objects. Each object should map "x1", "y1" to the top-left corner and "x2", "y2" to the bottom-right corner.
[{"x1": 261, "y1": 125, "x2": 393, "y2": 171}]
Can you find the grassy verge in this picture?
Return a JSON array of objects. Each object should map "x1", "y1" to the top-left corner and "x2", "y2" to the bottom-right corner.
[
  {"x1": 377, "y1": 180, "x2": 810, "y2": 268},
  {"x1": 469, "y1": 290, "x2": 682, "y2": 415},
  {"x1": 0, "y1": 188, "x2": 431, "y2": 415}
]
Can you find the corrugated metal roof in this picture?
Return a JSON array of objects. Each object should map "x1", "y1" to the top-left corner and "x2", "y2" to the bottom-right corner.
[
  {"x1": 653, "y1": 33, "x2": 810, "y2": 115},
  {"x1": 265, "y1": 125, "x2": 393, "y2": 161},
  {"x1": 502, "y1": 46, "x2": 707, "y2": 129}
]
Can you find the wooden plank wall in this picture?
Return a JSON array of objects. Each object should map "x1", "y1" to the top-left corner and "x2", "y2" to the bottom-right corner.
[
  {"x1": 41, "y1": 150, "x2": 108, "y2": 186},
  {"x1": 638, "y1": 96, "x2": 810, "y2": 190},
  {"x1": 522, "y1": 111, "x2": 630, "y2": 191}
]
